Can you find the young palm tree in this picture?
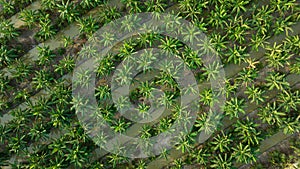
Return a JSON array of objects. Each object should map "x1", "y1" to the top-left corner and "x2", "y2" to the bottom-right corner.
[
  {"x1": 121, "y1": 0, "x2": 143, "y2": 13},
  {"x1": 37, "y1": 45, "x2": 56, "y2": 66},
  {"x1": 234, "y1": 117, "x2": 261, "y2": 146},
  {"x1": 65, "y1": 144, "x2": 88, "y2": 168},
  {"x1": 159, "y1": 37, "x2": 182, "y2": 55},
  {"x1": 95, "y1": 84, "x2": 111, "y2": 100},
  {"x1": 273, "y1": 16, "x2": 293, "y2": 36},
  {"x1": 32, "y1": 69, "x2": 54, "y2": 90},
  {"x1": 36, "y1": 13, "x2": 56, "y2": 40},
  {"x1": 0, "y1": 72, "x2": 10, "y2": 93},
  {"x1": 175, "y1": 132, "x2": 196, "y2": 153},
  {"x1": 265, "y1": 42, "x2": 291, "y2": 70},
  {"x1": 224, "y1": 97, "x2": 245, "y2": 119},
  {"x1": 13, "y1": 88, "x2": 30, "y2": 101},
  {"x1": 77, "y1": 15, "x2": 99, "y2": 37},
  {"x1": 258, "y1": 102, "x2": 286, "y2": 126},
  {"x1": 99, "y1": 5, "x2": 121, "y2": 23},
  {"x1": 54, "y1": 55, "x2": 75, "y2": 75},
  {"x1": 62, "y1": 35, "x2": 74, "y2": 48},
  {"x1": 209, "y1": 33, "x2": 228, "y2": 53},
  {"x1": 191, "y1": 147, "x2": 211, "y2": 165},
  {"x1": 210, "y1": 153, "x2": 233, "y2": 169},
  {"x1": 8, "y1": 134, "x2": 26, "y2": 153},
  {"x1": 250, "y1": 33, "x2": 270, "y2": 51},
  {"x1": 226, "y1": 16, "x2": 250, "y2": 44},
  {"x1": 265, "y1": 72, "x2": 290, "y2": 91},
  {"x1": 57, "y1": 0, "x2": 80, "y2": 23},
  {"x1": 237, "y1": 67, "x2": 258, "y2": 87},
  {"x1": 278, "y1": 90, "x2": 300, "y2": 112},
  {"x1": 19, "y1": 9, "x2": 38, "y2": 28},
  {"x1": 208, "y1": 5, "x2": 228, "y2": 29},
  {"x1": 232, "y1": 142, "x2": 257, "y2": 164},
  {"x1": 80, "y1": 0, "x2": 101, "y2": 9},
  {"x1": 290, "y1": 58, "x2": 300, "y2": 74},
  {"x1": 251, "y1": 5, "x2": 274, "y2": 36},
  {"x1": 201, "y1": 61, "x2": 222, "y2": 81},
  {"x1": 0, "y1": 45, "x2": 17, "y2": 67},
  {"x1": 210, "y1": 131, "x2": 232, "y2": 153},
  {"x1": 41, "y1": 0, "x2": 58, "y2": 10},
  {"x1": 229, "y1": 0, "x2": 249, "y2": 14},
  {"x1": 0, "y1": 19, "x2": 19, "y2": 42},
  {"x1": 137, "y1": 32, "x2": 161, "y2": 48},
  {"x1": 226, "y1": 44, "x2": 249, "y2": 65},
  {"x1": 0, "y1": 0, "x2": 15, "y2": 15},
  {"x1": 145, "y1": 0, "x2": 166, "y2": 12},
  {"x1": 244, "y1": 85, "x2": 266, "y2": 104}
]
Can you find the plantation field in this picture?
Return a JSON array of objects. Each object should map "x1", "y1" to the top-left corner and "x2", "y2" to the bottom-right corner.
[{"x1": 0, "y1": 0, "x2": 300, "y2": 168}]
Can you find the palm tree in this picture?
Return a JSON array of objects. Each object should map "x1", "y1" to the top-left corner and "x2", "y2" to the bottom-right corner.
[
  {"x1": 210, "y1": 131, "x2": 232, "y2": 153},
  {"x1": 57, "y1": 0, "x2": 79, "y2": 23},
  {"x1": 10, "y1": 59, "x2": 33, "y2": 83},
  {"x1": 0, "y1": 0, "x2": 15, "y2": 15},
  {"x1": 290, "y1": 58, "x2": 300, "y2": 74},
  {"x1": 95, "y1": 84, "x2": 110, "y2": 100},
  {"x1": 234, "y1": 117, "x2": 261, "y2": 146},
  {"x1": 265, "y1": 42, "x2": 291, "y2": 70},
  {"x1": 32, "y1": 69, "x2": 54, "y2": 90},
  {"x1": 191, "y1": 147, "x2": 211, "y2": 165},
  {"x1": 145, "y1": 0, "x2": 166, "y2": 12},
  {"x1": 77, "y1": 15, "x2": 99, "y2": 37},
  {"x1": 250, "y1": 33, "x2": 270, "y2": 51},
  {"x1": 201, "y1": 61, "x2": 222, "y2": 81},
  {"x1": 36, "y1": 13, "x2": 56, "y2": 40},
  {"x1": 0, "y1": 72, "x2": 10, "y2": 93},
  {"x1": 224, "y1": 97, "x2": 245, "y2": 119},
  {"x1": 37, "y1": 45, "x2": 56, "y2": 66},
  {"x1": 0, "y1": 45, "x2": 17, "y2": 67},
  {"x1": 278, "y1": 90, "x2": 299, "y2": 112},
  {"x1": 19, "y1": 9, "x2": 38, "y2": 29},
  {"x1": 41, "y1": 0, "x2": 58, "y2": 10},
  {"x1": 121, "y1": 0, "x2": 143, "y2": 13},
  {"x1": 229, "y1": 0, "x2": 249, "y2": 14},
  {"x1": 54, "y1": 55, "x2": 75, "y2": 75},
  {"x1": 232, "y1": 142, "x2": 257, "y2": 164},
  {"x1": 237, "y1": 67, "x2": 258, "y2": 87},
  {"x1": 210, "y1": 153, "x2": 233, "y2": 169},
  {"x1": 244, "y1": 85, "x2": 266, "y2": 104},
  {"x1": 208, "y1": 5, "x2": 228, "y2": 29},
  {"x1": 175, "y1": 132, "x2": 195, "y2": 153},
  {"x1": 258, "y1": 102, "x2": 286, "y2": 126},
  {"x1": 273, "y1": 15, "x2": 293, "y2": 36},
  {"x1": 265, "y1": 72, "x2": 290, "y2": 91},
  {"x1": 226, "y1": 44, "x2": 249, "y2": 65}
]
